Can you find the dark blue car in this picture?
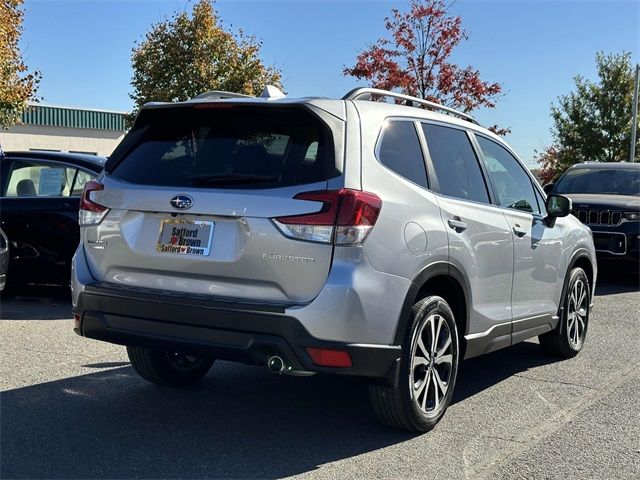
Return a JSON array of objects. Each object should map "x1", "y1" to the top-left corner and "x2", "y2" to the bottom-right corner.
[{"x1": 0, "y1": 151, "x2": 105, "y2": 287}]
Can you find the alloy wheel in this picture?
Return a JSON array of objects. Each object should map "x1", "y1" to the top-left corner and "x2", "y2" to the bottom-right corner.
[
  {"x1": 165, "y1": 352, "x2": 207, "y2": 371},
  {"x1": 567, "y1": 279, "x2": 588, "y2": 350},
  {"x1": 410, "y1": 314, "x2": 454, "y2": 415}
]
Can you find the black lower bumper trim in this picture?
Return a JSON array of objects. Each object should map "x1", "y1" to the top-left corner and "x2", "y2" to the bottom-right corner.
[{"x1": 75, "y1": 283, "x2": 401, "y2": 382}]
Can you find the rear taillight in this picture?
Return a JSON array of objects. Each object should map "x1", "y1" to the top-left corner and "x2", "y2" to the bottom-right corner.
[
  {"x1": 79, "y1": 180, "x2": 109, "y2": 225},
  {"x1": 273, "y1": 189, "x2": 381, "y2": 245},
  {"x1": 335, "y1": 190, "x2": 382, "y2": 245}
]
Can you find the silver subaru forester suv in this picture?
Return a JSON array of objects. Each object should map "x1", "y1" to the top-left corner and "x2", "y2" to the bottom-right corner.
[{"x1": 72, "y1": 87, "x2": 596, "y2": 432}]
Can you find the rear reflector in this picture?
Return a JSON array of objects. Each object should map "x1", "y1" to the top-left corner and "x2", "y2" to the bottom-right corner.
[
  {"x1": 306, "y1": 347, "x2": 352, "y2": 368},
  {"x1": 273, "y1": 189, "x2": 381, "y2": 245}
]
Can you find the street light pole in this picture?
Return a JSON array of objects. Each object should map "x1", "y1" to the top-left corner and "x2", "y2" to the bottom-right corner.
[{"x1": 631, "y1": 64, "x2": 639, "y2": 162}]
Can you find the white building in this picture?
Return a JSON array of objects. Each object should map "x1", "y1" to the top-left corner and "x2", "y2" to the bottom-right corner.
[{"x1": 0, "y1": 104, "x2": 127, "y2": 157}]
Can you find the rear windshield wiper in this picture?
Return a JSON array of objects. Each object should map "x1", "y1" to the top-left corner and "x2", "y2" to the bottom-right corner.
[{"x1": 188, "y1": 173, "x2": 278, "y2": 186}]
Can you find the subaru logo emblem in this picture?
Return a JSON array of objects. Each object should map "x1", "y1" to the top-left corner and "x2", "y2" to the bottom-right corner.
[{"x1": 170, "y1": 195, "x2": 193, "y2": 210}]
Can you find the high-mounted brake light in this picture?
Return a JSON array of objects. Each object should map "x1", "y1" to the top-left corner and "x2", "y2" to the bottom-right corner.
[
  {"x1": 273, "y1": 189, "x2": 381, "y2": 245},
  {"x1": 193, "y1": 103, "x2": 236, "y2": 109},
  {"x1": 79, "y1": 180, "x2": 109, "y2": 225}
]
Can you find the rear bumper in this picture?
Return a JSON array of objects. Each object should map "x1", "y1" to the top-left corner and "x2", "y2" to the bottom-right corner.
[{"x1": 73, "y1": 282, "x2": 401, "y2": 382}]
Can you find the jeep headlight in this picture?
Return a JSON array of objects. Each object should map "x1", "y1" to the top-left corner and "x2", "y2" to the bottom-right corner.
[{"x1": 623, "y1": 211, "x2": 640, "y2": 221}]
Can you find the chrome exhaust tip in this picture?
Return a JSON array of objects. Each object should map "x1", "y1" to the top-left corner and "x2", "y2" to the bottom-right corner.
[
  {"x1": 267, "y1": 355, "x2": 286, "y2": 374},
  {"x1": 267, "y1": 354, "x2": 316, "y2": 376}
]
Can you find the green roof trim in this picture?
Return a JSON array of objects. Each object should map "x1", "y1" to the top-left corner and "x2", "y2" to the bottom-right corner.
[{"x1": 21, "y1": 105, "x2": 127, "y2": 131}]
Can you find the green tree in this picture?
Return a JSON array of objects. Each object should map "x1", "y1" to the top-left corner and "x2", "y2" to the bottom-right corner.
[
  {"x1": 0, "y1": 0, "x2": 41, "y2": 129},
  {"x1": 537, "y1": 52, "x2": 639, "y2": 182},
  {"x1": 130, "y1": 0, "x2": 282, "y2": 114}
]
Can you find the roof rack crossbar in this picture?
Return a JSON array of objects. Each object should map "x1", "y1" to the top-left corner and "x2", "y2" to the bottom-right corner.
[
  {"x1": 191, "y1": 90, "x2": 253, "y2": 100},
  {"x1": 342, "y1": 87, "x2": 478, "y2": 124}
]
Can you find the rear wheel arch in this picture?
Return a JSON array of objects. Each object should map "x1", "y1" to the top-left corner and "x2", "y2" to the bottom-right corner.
[{"x1": 394, "y1": 262, "x2": 470, "y2": 358}]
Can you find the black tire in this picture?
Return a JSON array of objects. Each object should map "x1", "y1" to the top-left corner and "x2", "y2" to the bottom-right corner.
[
  {"x1": 369, "y1": 296, "x2": 459, "y2": 432},
  {"x1": 539, "y1": 267, "x2": 590, "y2": 358},
  {"x1": 127, "y1": 346, "x2": 215, "y2": 387}
]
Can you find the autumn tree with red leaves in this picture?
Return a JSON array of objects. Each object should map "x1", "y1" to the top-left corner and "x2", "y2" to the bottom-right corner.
[{"x1": 344, "y1": 0, "x2": 506, "y2": 133}]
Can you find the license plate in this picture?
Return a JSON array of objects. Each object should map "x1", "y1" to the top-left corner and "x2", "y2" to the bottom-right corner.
[{"x1": 157, "y1": 219, "x2": 214, "y2": 256}]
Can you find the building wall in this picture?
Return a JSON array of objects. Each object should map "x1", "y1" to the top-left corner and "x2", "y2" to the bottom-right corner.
[{"x1": 0, "y1": 124, "x2": 125, "y2": 157}]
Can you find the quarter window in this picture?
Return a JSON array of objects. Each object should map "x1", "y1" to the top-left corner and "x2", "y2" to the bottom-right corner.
[
  {"x1": 377, "y1": 121, "x2": 428, "y2": 188},
  {"x1": 476, "y1": 136, "x2": 540, "y2": 214},
  {"x1": 534, "y1": 187, "x2": 547, "y2": 215},
  {"x1": 422, "y1": 124, "x2": 490, "y2": 204},
  {"x1": 71, "y1": 170, "x2": 98, "y2": 196}
]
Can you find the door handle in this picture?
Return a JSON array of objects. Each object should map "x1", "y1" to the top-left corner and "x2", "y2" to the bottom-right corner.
[
  {"x1": 447, "y1": 218, "x2": 467, "y2": 233},
  {"x1": 512, "y1": 224, "x2": 527, "y2": 237}
]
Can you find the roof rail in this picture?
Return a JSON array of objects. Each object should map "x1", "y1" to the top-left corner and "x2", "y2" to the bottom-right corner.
[
  {"x1": 191, "y1": 91, "x2": 253, "y2": 100},
  {"x1": 342, "y1": 87, "x2": 478, "y2": 124}
]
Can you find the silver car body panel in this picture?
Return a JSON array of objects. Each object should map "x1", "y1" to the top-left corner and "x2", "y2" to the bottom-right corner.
[
  {"x1": 84, "y1": 179, "x2": 336, "y2": 304},
  {"x1": 502, "y1": 209, "x2": 565, "y2": 320},
  {"x1": 72, "y1": 94, "x2": 597, "y2": 354},
  {"x1": 434, "y1": 195, "x2": 514, "y2": 334}
]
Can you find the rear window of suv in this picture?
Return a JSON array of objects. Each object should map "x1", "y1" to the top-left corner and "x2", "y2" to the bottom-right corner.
[{"x1": 109, "y1": 106, "x2": 337, "y2": 189}]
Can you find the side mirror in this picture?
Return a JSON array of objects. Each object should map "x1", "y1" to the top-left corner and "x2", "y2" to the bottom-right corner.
[
  {"x1": 546, "y1": 194, "x2": 571, "y2": 218},
  {"x1": 543, "y1": 183, "x2": 554, "y2": 194}
]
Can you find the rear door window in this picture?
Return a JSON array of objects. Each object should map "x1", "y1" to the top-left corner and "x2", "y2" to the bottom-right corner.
[
  {"x1": 110, "y1": 106, "x2": 337, "y2": 189},
  {"x1": 377, "y1": 121, "x2": 428, "y2": 188},
  {"x1": 422, "y1": 124, "x2": 490, "y2": 204},
  {"x1": 3, "y1": 161, "x2": 77, "y2": 197}
]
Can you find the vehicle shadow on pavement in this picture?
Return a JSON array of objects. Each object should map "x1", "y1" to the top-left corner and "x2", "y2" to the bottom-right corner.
[
  {"x1": 0, "y1": 363, "x2": 410, "y2": 479},
  {"x1": 594, "y1": 269, "x2": 639, "y2": 296},
  {"x1": 0, "y1": 287, "x2": 72, "y2": 320},
  {"x1": 1, "y1": 341, "x2": 563, "y2": 479},
  {"x1": 454, "y1": 341, "x2": 562, "y2": 404}
]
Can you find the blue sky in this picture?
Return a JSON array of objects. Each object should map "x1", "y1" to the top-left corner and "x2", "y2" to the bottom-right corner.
[{"x1": 20, "y1": 0, "x2": 639, "y2": 166}]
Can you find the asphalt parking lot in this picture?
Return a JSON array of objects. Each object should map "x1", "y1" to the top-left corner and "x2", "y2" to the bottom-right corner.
[{"x1": 1, "y1": 271, "x2": 639, "y2": 480}]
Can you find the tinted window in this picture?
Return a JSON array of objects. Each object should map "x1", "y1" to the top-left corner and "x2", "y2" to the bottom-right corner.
[
  {"x1": 71, "y1": 170, "x2": 97, "y2": 196},
  {"x1": 377, "y1": 121, "x2": 427, "y2": 187},
  {"x1": 554, "y1": 167, "x2": 640, "y2": 196},
  {"x1": 477, "y1": 136, "x2": 539, "y2": 213},
  {"x1": 422, "y1": 124, "x2": 489, "y2": 203},
  {"x1": 110, "y1": 106, "x2": 336, "y2": 189},
  {"x1": 3, "y1": 161, "x2": 77, "y2": 198},
  {"x1": 534, "y1": 187, "x2": 547, "y2": 215}
]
